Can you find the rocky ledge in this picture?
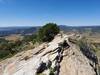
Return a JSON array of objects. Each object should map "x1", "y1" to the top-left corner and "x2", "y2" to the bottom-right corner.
[{"x1": 1, "y1": 33, "x2": 99, "y2": 75}]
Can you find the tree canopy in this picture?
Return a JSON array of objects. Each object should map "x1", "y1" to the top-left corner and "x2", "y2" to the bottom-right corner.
[{"x1": 38, "y1": 23, "x2": 60, "y2": 42}]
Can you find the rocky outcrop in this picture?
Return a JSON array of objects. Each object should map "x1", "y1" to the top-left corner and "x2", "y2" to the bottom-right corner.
[{"x1": 1, "y1": 33, "x2": 99, "y2": 75}]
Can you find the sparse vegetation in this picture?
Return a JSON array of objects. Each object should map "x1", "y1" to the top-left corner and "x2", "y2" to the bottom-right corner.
[
  {"x1": 77, "y1": 37, "x2": 98, "y2": 64},
  {"x1": 49, "y1": 67, "x2": 55, "y2": 75},
  {"x1": 0, "y1": 23, "x2": 60, "y2": 60},
  {"x1": 23, "y1": 34, "x2": 37, "y2": 43}
]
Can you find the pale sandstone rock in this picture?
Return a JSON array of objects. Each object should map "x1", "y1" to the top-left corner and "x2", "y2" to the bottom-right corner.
[{"x1": 1, "y1": 34, "x2": 97, "y2": 75}]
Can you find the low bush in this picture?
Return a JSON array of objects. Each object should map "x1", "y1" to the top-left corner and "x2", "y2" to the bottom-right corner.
[{"x1": 38, "y1": 23, "x2": 60, "y2": 42}]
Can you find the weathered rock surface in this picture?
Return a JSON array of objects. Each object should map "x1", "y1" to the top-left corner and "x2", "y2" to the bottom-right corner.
[{"x1": 0, "y1": 33, "x2": 98, "y2": 75}]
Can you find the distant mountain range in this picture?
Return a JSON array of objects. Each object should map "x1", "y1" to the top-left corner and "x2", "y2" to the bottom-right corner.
[
  {"x1": 0, "y1": 25, "x2": 100, "y2": 37},
  {"x1": 0, "y1": 26, "x2": 40, "y2": 36},
  {"x1": 59, "y1": 25, "x2": 100, "y2": 33}
]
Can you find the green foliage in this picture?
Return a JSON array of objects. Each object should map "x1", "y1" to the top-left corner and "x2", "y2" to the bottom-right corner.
[
  {"x1": 0, "y1": 39, "x2": 11, "y2": 59},
  {"x1": 0, "y1": 38, "x2": 8, "y2": 43},
  {"x1": 0, "y1": 23, "x2": 60, "y2": 60},
  {"x1": 49, "y1": 67, "x2": 55, "y2": 75},
  {"x1": 38, "y1": 23, "x2": 60, "y2": 42},
  {"x1": 23, "y1": 34, "x2": 37, "y2": 42},
  {"x1": 0, "y1": 35, "x2": 37, "y2": 59},
  {"x1": 0, "y1": 38, "x2": 25, "y2": 59},
  {"x1": 0, "y1": 50, "x2": 10, "y2": 59}
]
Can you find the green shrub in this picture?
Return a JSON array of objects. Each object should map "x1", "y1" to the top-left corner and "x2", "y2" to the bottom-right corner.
[
  {"x1": 23, "y1": 34, "x2": 37, "y2": 42},
  {"x1": 0, "y1": 50, "x2": 10, "y2": 59},
  {"x1": 38, "y1": 23, "x2": 60, "y2": 42},
  {"x1": 49, "y1": 67, "x2": 55, "y2": 75}
]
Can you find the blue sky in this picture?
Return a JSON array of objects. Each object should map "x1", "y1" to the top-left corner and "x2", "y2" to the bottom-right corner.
[{"x1": 0, "y1": 0, "x2": 100, "y2": 27}]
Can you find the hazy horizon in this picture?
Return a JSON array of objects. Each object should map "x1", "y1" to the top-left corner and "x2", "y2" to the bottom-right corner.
[
  {"x1": 0, "y1": 0, "x2": 100, "y2": 27},
  {"x1": 0, "y1": 25, "x2": 100, "y2": 28}
]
